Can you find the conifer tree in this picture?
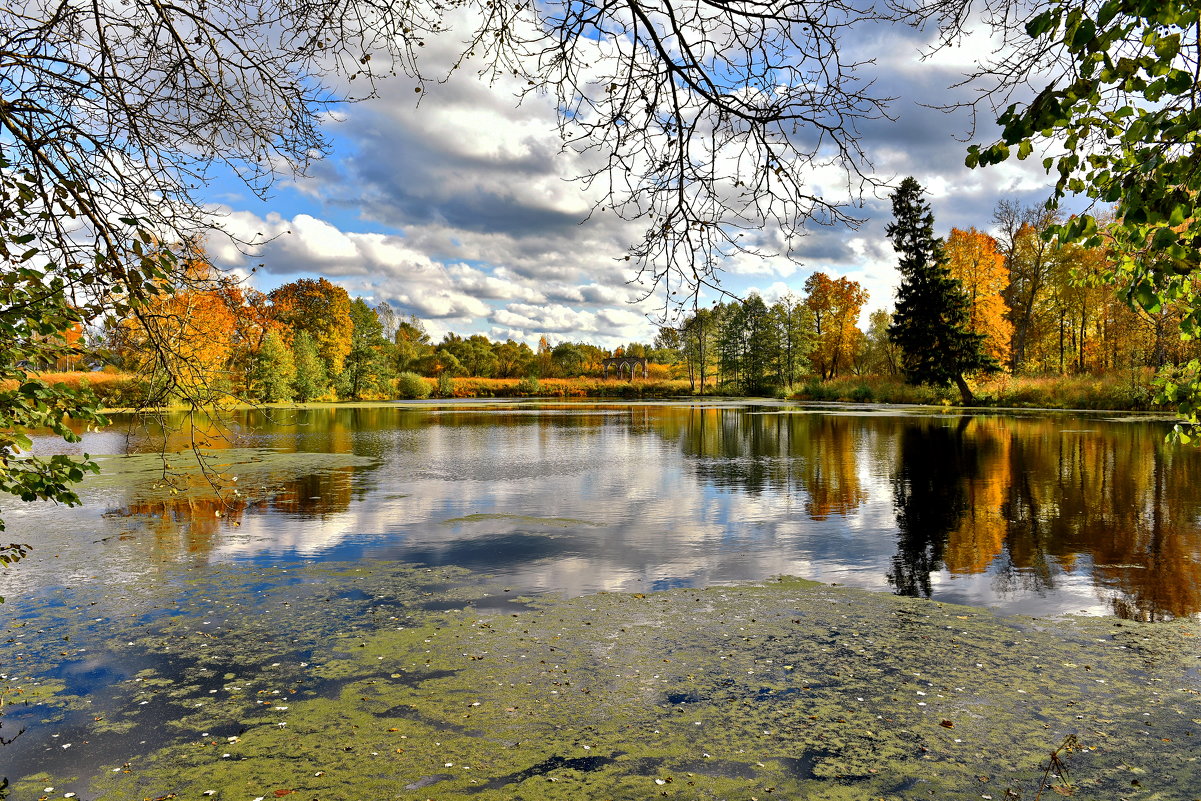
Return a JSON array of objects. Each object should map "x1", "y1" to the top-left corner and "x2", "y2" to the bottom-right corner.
[{"x1": 887, "y1": 177, "x2": 996, "y2": 405}]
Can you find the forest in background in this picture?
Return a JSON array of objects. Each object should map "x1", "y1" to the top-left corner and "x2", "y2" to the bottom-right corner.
[{"x1": 17, "y1": 199, "x2": 1196, "y2": 410}]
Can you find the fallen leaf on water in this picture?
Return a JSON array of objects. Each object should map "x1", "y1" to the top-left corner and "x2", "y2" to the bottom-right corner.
[
  {"x1": 1051, "y1": 786, "x2": 1075, "y2": 797},
  {"x1": 273, "y1": 791, "x2": 294, "y2": 797},
  {"x1": 939, "y1": 720, "x2": 954, "y2": 728}
]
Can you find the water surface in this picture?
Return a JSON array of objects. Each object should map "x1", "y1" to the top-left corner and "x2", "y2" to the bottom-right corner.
[
  {"x1": 9, "y1": 399, "x2": 1199, "y2": 620},
  {"x1": 5, "y1": 399, "x2": 1201, "y2": 792}
]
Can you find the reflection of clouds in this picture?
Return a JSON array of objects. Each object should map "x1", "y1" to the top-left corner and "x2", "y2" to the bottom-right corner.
[
  {"x1": 212, "y1": 506, "x2": 363, "y2": 558},
  {"x1": 11, "y1": 403, "x2": 1201, "y2": 619}
]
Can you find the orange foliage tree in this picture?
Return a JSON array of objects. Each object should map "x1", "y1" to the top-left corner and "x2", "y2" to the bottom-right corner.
[
  {"x1": 945, "y1": 227, "x2": 1012, "y2": 366},
  {"x1": 804, "y1": 272, "x2": 867, "y2": 380},
  {"x1": 114, "y1": 255, "x2": 239, "y2": 400}
]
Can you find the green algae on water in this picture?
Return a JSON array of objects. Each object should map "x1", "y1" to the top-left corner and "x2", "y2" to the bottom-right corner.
[
  {"x1": 83, "y1": 449, "x2": 377, "y2": 500},
  {"x1": 32, "y1": 572, "x2": 1199, "y2": 801}
]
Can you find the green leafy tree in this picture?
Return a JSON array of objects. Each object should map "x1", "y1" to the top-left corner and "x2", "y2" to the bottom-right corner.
[
  {"x1": 292, "y1": 331, "x2": 327, "y2": 402},
  {"x1": 717, "y1": 294, "x2": 776, "y2": 395},
  {"x1": 396, "y1": 371, "x2": 432, "y2": 399},
  {"x1": 0, "y1": 167, "x2": 103, "y2": 534},
  {"x1": 887, "y1": 177, "x2": 997, "y2": 404},
  {"x1": 344, "y1": 299, "x2": 392, "y2": 399},
  {"x1": 681, "y1": 308, "x2": 719, "y2": 393},
  {"x1": 551, "y1": 342, "x2": 587, "y2": 377},
  {"x1": 251, "y1": 330, "x2": 296, "y2": 403},
  {"x1": 770, "y1": 293, "x2": 814, "y2": 388},
  {"x1": 492, "y1": 340, "x2": 536, "y2": 378},
  {"x1": 966, "y1": 0, "x2": 1201, "y2": 431},
  {"x1": 394, "y1": 318, "x2": 433, "y2": 374},
  {"x1": 439, "y1": 334, "x2": 499, "y2": 377}
]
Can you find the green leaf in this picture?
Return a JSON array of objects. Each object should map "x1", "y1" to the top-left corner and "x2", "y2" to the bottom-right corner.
[
  {"x1": 1027, "y1": 10, "x2": 1057, "y2": 37},
  {"x1": 1154, "y1": 33, "x2": 1181, "y2": 61}
]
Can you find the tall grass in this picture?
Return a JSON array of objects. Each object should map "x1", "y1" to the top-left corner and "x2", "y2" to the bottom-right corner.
[
  {"x1": 438, "y1": 376, "x2": 693, "y2": 398},
  {"x1": 784, "y1": 371, "x2": 1162, "y2": 411},
  {"x1": 12, "y1": 370, "x2": 1162, "y2": 412},
  {"x1": 0, "y1": 370, "x2": 146, "y2": 408}
]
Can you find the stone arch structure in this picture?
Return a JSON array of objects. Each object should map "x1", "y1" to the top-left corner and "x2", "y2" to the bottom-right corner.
[{"x1": 602, "y1": 356, "x2": 649, "y2": 380}]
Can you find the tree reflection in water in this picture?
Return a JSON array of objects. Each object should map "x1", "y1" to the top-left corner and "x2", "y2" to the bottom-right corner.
[
  {"x1": 37, "y1": 403, "x2": 1201, "y2": 620},
  {"x1": 889, "y1": 418, "x2": 976, "y2": 597}
]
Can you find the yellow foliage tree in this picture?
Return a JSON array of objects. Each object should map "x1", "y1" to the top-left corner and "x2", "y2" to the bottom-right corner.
[
  {"x1": 269, "y1": 278, "x2": 353, "y2": 375},
  {"x1": 803, "y1": 272, "x2": 867, "y2": 380},
  {"x1": 945, "y1": 228, "x2": 1013, "y2": 366}
]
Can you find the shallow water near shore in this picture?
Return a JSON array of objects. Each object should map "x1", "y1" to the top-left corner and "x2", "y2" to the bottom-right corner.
[
  {"x1": 3, "y1": 400, "x2": 1201, "y2": 796},
  {"x1": 4, "y1": 563, "x2": 1200, "y2": 799}
]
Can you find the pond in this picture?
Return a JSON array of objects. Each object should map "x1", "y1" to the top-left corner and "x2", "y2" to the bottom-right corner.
[{"x1": 2, "y1": 400, "x2": 1200, "y2": 798}]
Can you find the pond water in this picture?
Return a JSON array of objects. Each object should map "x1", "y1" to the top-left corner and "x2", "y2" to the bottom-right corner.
[
  {"x1": 3, "y1": 399, "x2": 1201, "y2": 794},
  {"x1": 8, "y1": 399, "x2": 1200, "y2": 620}
]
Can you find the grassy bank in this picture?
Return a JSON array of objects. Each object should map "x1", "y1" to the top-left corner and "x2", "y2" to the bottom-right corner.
[
  {"x1": 7, "y1": 370, "x2": 1168, "y2": 413},
  {"x1": 433, "y1": 376, "x2": 693, "y2": 398},
  {"x1": 787, "y1": 371, "x2": 1162, "y2": 411}
]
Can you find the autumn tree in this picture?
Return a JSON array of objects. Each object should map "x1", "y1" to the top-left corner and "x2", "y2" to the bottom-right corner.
[
  {"x1": 966, "y1": 0, "x2": 1201, "y2": 428},
  {"x1": 945, "y1": 227, "x2": 1013, "y2": 366},
  {"x1": 112, "y1": 258, "x2": 239, "y2": 401},
  {"x1": 536, "y1": 336, "x2": 553, "y2": 378},
  {"x1": 993, "y1": 202, "x2": 1060, "y2": 372},
  {"x1": 804, "y1": 272, "x2": 868, "y2": 380},
  {"x1": 269, "y1": 278, "x2": 353, "y2": 377},
  {"x1": 861, "y1": 309, "x2": 902, "y2": 376},
  {"x1": 887, "y1": 177, "x2": 996, "y2": 405},
  {"x1": 227, "y1": 288, "x2": 276, "y2": 396}
]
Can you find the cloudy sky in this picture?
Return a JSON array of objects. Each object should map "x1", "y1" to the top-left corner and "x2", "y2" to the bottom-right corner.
[{"x1": 203, "y1": 11, "x2": 1058, "y2": 349}]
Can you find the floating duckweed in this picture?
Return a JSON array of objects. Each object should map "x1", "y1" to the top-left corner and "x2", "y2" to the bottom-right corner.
[{"x1": 9, "y1": 569, "x2": 1195, "y2": 800}]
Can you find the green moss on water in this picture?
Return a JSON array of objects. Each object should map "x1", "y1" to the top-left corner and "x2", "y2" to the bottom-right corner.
[
  {"x1": 82, "y1": 449, "x2": 376, "y2": 502},
  {"x1": 35, "y1": 573, "x2": 1198, "y2": 801}
]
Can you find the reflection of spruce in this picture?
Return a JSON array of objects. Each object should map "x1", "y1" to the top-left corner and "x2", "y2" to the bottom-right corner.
[{"x1": 889, "y1": 419, "x2": 976, "y2": 597}]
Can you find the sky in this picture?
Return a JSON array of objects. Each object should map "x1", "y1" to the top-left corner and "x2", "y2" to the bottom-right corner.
[{"x1": 202, "y1": 11, "x2": 1061, "y2": 349}]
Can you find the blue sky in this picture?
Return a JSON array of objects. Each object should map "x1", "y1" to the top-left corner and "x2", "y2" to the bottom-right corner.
[{"x1": 201, "y1": 12, "x2": 1060, "y2": 349}]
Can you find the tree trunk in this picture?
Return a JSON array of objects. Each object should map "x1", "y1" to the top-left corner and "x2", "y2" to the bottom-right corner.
[{"x1": 954, "y1": 373, "x2": 975, "y2": 406}]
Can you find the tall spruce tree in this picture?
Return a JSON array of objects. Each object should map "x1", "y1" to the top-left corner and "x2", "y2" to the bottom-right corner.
[{"x1": 887, "y1": 177, "x2": 996, "y2": 405}]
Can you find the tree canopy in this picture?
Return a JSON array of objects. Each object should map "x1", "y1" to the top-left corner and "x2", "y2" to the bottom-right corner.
[{"x1": 965, "y1": 0, "x2": 1201, "y2": 433}]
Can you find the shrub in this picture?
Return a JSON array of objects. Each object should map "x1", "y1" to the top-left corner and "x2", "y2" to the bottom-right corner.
[
  {"x1": 849, "y1": 383, "x2": 874, "y2": 402},
  {"x1": 517, "y1": 376, "x2": 541, "y2": 396},
  {"x1": 436, "y1": 372, "x2": 455, "y2": 397},
  {"x1": 396, "y1": 372, "x2": 432, "y2": 399}
]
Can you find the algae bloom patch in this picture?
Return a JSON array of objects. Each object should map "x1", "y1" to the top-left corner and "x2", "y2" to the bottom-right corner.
[{"x1": 14, "y1": 569, "x2": 1197, "y2": 800}]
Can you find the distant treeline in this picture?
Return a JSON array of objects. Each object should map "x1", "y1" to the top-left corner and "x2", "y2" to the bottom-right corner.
[{"x1": 63, "y1": 198, "x2": 1201, "y2": 406}]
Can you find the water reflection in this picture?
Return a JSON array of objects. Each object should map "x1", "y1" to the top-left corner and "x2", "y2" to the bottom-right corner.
[
  {"x1": 14, "y1": 401, "x2": 1201, "y2": 619},
  {"x1": 890, "y1": 419, "x2": 972, "y2": 597}
]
